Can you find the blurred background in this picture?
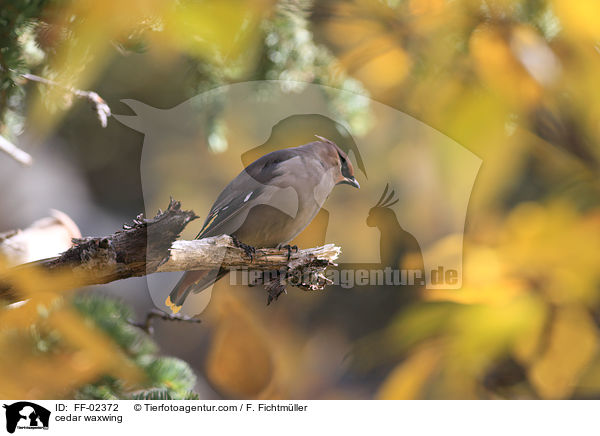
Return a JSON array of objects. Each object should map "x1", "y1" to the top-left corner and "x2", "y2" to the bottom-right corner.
[{"x1": 0, "y1": 0, "x2": 599, "y2": 400}]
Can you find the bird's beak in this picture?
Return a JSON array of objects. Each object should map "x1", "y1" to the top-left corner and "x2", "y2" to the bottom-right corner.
[{"x1": 339, "y1": 176, "x2": 360, "y2": 189}]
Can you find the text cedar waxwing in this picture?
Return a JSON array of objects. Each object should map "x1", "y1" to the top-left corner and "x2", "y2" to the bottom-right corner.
[{"x1": 166, "y1": 136, "x2": 360, "y2": 313}]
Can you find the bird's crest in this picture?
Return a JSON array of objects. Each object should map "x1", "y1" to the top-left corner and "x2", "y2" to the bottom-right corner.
[
  {"x1": 373, "y1": 184, "x2": 399, "y2": 208},
  {"x1": 314, "y1": 134, "x2": 335, "y2": 144}
]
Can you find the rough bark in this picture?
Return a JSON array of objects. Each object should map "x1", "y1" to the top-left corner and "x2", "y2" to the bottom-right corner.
[{"x1": 0, "y1": 199, "x2": 341, "y2": 304}]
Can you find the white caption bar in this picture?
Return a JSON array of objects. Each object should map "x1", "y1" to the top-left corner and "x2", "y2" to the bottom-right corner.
[{"x1": 0, "y1": 400, "x2": 595, "y2": 436}]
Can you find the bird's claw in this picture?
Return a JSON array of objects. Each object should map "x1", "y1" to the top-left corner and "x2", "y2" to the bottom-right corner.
[
  {"x1": 278, "y1": 244, "x2": 298, "y2": 261},
  {"x1": 232, "y1": 235, "x2": 256, "y2": 262},
  {"x1": 265, "y1": 279, "x2": 287, "y2": 305}
]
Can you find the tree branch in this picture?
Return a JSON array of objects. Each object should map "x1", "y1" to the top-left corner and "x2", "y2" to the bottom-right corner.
[
  {"x1": 0, "y1": 199, "x2": 341, "y2": 305},
  {"x1": 0, "y1": 71, "x2": 112, "y2": 166},
  {"x1": 0, "y1": 209, "x2": 81, "y2": 266},
  {"x1": 21, "y1": 72, "x2": 112, "y2": 128},
  {"x1": 0, "y1": 134, "x2": 33, "y2": 166}
]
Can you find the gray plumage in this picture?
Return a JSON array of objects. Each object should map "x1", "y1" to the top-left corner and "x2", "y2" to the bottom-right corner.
[{"x1": 166, "y1": 137, "x2": 359, "y2": 313}]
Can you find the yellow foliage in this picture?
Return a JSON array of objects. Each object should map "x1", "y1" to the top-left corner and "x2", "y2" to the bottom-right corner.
[
  {"x1": 553, "y1": 0, "x2": 600, "y2": 41},
  {"x1": 447, "y1": 296, "x2": 546, "y2": 372},
  {"x1": 500, "y1": 202, "x2": 600, "y2": 306},
  {"x1": 205, "y1": 294, "x2": 275, "y2": 398},
  {"x1": 376, "y1": 199, "x2": 600, "y2": 398},
  {"x1": 426, "y1": 245, "x2": 528, "y2": 305},
  {"x1": 29, "y1": 0, "x2": 274, "y2": 136},
  {"x1": 0, "y1": 261, "x2": 143, "y2": 399},
  {"x1": 352, "y1": 44, "x2": 412, "y2": 96},
  {"x1": 529, "y1": 305, "x2": 598, "y2": 399},
  {"x1": 9, "y1": 0, "x2": 600, "y2": 401},
  {"x1": 469, "y1": 24, "x2": 543, "y2": 108},
  {"x1": 377, "y1": 342, "x2": 441, "y2": 399}
]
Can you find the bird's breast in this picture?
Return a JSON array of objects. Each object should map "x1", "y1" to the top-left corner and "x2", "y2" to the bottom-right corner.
[{"x1": 232, "y1": 193, "x2": 322, "y2": 247}]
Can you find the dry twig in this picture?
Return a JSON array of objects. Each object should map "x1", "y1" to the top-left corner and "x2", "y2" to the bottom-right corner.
[
  {"x1": 0, "y1": 71, "x2": 112, "y2": 165},
  {"x1": 21, "y1": 72, "x2": 111, "y2": 128},
  {"x1": 0, "y1": 199, "x2": 341, "y2": 305},
  {"x1": 0, "y1": 134, "x2": 33, "y2": 166}
]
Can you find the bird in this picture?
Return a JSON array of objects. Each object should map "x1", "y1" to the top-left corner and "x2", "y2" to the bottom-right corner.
[{"x1": 165, "y1": 135, "x2": 360, "y2": 314}]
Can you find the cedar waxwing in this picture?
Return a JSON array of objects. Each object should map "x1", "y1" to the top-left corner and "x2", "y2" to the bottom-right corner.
[{"x1": 166, "y1": 136, "x2": 360, "y2": 313}]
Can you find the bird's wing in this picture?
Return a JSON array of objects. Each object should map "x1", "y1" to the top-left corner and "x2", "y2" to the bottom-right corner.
[
  {"x1": 196, "y1": 175, "x2": 265, "y2": 238},
  {"x1": 197, "y1": 149, "x2": 300, "y2": 239}
]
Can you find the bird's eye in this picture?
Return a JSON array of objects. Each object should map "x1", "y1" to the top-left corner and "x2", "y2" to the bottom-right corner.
[{"x1": 339, "y1": 154, "x2": 352, "y2": 178}]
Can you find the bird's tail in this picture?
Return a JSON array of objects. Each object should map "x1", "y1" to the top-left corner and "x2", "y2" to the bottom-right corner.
[{"x1": 165, "y1": 269, "x2": 226, "y2": 314}]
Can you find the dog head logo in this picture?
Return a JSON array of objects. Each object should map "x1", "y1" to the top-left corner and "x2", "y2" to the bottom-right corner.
[{"x1": 3, "y1": 402, "x2": 50, "y2": 433}]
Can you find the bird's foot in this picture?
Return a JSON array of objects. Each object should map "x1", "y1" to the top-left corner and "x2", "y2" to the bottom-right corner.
[
  {"x1": 277, "y1": 244, "x2": 298, "y2": 261},
  {"x1": 231, "y1": 235, "x2": 256, "y2": 262},
  {"x1": 264, "y1": 278, "x2": 287, "y2": 305}
]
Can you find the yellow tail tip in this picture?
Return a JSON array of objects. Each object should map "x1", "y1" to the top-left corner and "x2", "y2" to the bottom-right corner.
[{"x1": 165, "y1": 296, "x2": 182, "y2": 314}]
